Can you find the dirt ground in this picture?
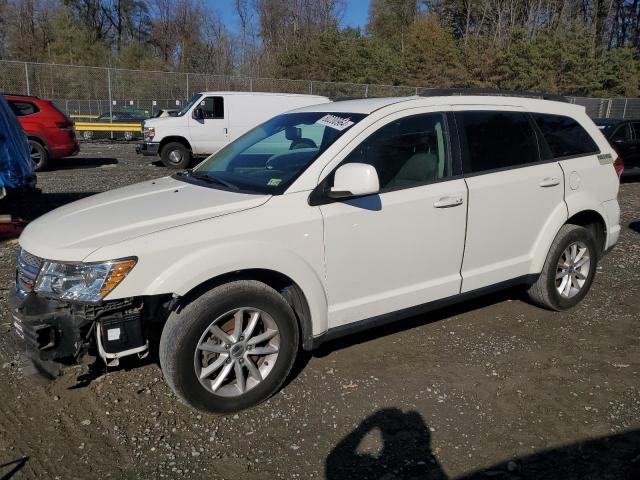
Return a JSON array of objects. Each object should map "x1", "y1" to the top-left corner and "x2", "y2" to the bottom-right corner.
[{"x1": 1, "y1": 143, "x2": 639, "y2": 480}]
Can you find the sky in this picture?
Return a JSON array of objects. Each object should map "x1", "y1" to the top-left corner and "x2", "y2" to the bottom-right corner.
[{"x1": 212, "y1": 0, "x2": 371, "y2": 33}]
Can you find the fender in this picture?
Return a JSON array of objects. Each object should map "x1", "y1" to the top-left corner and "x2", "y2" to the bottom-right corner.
[
  {"x1": 104, "y1": 240, "x2": 329, "y2": 337},
  {"x1": 529, "y1": 192, "x2": 609, "y2": 274},
  {"x1": 528, "y1": 201, "x2": 568, "y2": 274},
  {"x1": 26, "y1": 133, "x2": 50, "y2": 153}
]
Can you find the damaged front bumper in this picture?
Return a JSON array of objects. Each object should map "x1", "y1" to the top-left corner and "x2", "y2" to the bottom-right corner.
[{"x1": 8, "y1": 289, "x2": 149, "y2": 377}]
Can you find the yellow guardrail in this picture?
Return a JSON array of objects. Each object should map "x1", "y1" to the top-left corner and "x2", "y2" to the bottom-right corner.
[
  {"x1": 70, "y1": 114, "x2": 99, "y2": 119},
  {"x1": 74, "y1": 122, "x2": 142, "y2": 132}
]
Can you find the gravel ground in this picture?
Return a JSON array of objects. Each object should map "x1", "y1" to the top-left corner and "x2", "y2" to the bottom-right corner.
[{"x1": 1, "y1": 144, "x2": 639, "y2": 480}]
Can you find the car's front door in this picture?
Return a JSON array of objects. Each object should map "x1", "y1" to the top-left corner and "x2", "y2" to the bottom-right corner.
[
  {"x1": 456, "y1": 109, "x2": 566, "y2": 292},
  {"x1": 318, "y1": 110, "x2": 468, "y2": 328},
  {"x1": 188, "y1": 95, "x2": 229, "y2": 155}
]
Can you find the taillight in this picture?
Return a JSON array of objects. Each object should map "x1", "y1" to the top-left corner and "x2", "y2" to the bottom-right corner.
[{"x1": 613, "y1": 157, "x2": 624, "y2": 179}]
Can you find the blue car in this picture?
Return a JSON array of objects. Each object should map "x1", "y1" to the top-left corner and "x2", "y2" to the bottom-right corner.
[{"x1": 0, "y1": 95, "x2": 36, "y2": 200}]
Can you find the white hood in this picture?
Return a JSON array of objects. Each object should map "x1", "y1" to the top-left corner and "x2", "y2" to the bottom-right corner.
[{"x1": 20, "y1": 176, "x2": 270, "y2": 261}]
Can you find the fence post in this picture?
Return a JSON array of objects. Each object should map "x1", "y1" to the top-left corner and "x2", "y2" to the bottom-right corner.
[
  {"x1": 24, "y1": 62, "x2": 30, "y2": 95},
  {"x1": 186, "y1": 73, "x2": 189, "y2": 98},
  {"x1": 310, "y1": 81, "x2": 313, "y2": 95},
  {"x1": 622, "y1": 98, "x2": 628, "y2": 119},
  {"x1": 107, "y1": 68, "x2": 113, "y2": 139},
  {"x1": 365, "y1": 85, "x2": 369, "y2": 98},
  {"x1": 605, "y1": 98, "x2": 612, "y2": 118},
  {"x1": 249, "y1": 78, "x2": 253, "y2": 92}
]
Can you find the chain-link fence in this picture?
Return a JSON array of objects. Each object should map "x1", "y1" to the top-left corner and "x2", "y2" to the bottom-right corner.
[{"x1": 1, "y1": 59, "x2": 639, "y2": 119}]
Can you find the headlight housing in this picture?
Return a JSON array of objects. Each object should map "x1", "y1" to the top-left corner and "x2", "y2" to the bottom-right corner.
[
  {"x1": 34, "y1": 258, "x2": 136, "y2": 303},
  {"x1": 144, "y1": 126, "x2": 155, "y2": 140}
]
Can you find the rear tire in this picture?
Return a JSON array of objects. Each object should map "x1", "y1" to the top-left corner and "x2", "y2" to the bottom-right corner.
[
  {"x1": 161, "y1": 142, "x2": 191, "y2": 169},
  {"x1": 159, "y1": 280, "x2": 299, "y2": 414},
  {"x1": 29, "y1": 140, "x2": 48, "y2": 171},
  {"x1": 527, "y1": 224, "x2": 598, "y2": 311}
]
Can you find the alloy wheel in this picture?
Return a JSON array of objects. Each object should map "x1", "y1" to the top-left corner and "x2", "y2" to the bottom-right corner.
[
  {"x1": 194, "y1": 308, "x2": 280, "y2": 397},
  {"x1": 556, "y1": 241, "x2": 591, "y2": 298}
]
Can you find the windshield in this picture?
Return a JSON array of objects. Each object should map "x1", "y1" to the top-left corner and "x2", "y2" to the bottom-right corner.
[
  {"x1": 185, "y1": 112, "x2": 366, "y2": 194},
  {"x1": 177, "y1": 94, "x2": 201, "y2": 116}
]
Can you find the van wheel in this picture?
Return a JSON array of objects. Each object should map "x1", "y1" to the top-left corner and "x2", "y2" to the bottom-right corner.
[
  {"x1": 159, "y1": 280, "x2": 299, "y2": 414},
  {"x1": 527, "y1": 224, "x2": 598, "y2": 311},
  {"x1": 161, "y1": 142, "x2": 191, "y2": 169},
  {"x1": 29, "y1": 140, "x2": 48, "y2": 171}
]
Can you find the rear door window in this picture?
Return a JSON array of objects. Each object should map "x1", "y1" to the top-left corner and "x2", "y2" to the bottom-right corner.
[
  {"x1": 9, "y1": 101, "x2": 39, "y2": 116},
  {"x1": 532, "y1": 113, "x2": 600, "y2": 158},
  {"x1": 456, "y1": 111, "x2": 539, "y2": 174}
]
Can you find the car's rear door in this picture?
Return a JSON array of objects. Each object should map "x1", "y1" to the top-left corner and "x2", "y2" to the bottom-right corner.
[
  {"x1": 456, "y1": 108, "x2": 566, "y2": 292},
  {"x1": 318, "y1": 109, "x2": 468, "y2": 328}
]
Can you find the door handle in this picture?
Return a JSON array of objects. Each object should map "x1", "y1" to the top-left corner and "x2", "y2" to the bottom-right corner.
[
  {"x1": 433, "y1": 196, "x2": 464, "y2": 208},
  {"x1": 539, "y1": 177, "x2": 560, "y2": 187}
]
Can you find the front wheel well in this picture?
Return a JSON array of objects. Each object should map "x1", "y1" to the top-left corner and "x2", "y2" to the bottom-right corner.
[
  {"x1": 159, "y1": 136, "x2": 192, "y2": 153},
  {"x1": 566, "y1": 210, "x2": 607, "y2": 255},
  {"x1": 175, "y1": 269, "x2": 314, "y2": 350}
]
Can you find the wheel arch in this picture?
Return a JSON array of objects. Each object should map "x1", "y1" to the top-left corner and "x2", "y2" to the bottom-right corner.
[
  {"x1": 27, "y1": 134, "x2": 50, "y2": 153},
  {"x1": 565, "y1": 209, "x2": 607, "y2": 255},
  {"x1": 159, "y1": 136, "x2": 192, "y2": 153},
  {"x1": 174, "y1": 268, "x2": 317, "y2": 351}
]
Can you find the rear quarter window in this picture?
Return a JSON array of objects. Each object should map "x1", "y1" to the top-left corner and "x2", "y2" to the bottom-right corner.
[
  {"x1": 532, "y1": 113, "x2": 599, "y2": 158},
  {"x1": 9, "y1": 100, "x2": 39, "y2": 116}
]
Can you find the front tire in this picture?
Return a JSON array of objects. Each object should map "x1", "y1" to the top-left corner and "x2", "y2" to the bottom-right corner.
[
  {"x1": 527, "y1": 224, "x2": 598, "y2": 311},
  {"x1": 159, "y1": 280, "x2": 299, "y2": 413},
  {"x1": 29, "y1": 140, "x2": 48, "y2": 171},
  {"x1": 160, "y1": 142, "x2": 191, "y2": 169}
]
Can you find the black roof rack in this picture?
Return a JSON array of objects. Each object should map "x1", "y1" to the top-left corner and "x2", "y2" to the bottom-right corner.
[{"x1": 419, "y1": 88, "x2": 569, "y2": 103}]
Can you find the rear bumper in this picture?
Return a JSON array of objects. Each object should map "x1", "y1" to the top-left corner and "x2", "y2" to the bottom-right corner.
[
  {"x1": 50, "y1": 140, "x2": 80, "y2": 159},
  {"x1": 136, "y1": 141, "x2": 160, "y2": 156}
]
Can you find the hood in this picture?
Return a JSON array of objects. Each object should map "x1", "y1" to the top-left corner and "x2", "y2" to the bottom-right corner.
[
  {"x1": 144, "y1": 116, "x2": 175, "y2": 127},
  {"x1": 20, "y1": 176, "x2": 270, "y2": 261}
]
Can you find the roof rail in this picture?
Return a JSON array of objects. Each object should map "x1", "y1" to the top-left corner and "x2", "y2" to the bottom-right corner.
[
  {"x1": 419, "y1": 88, "x2": 569, "y2": 103},
  {"x1": 1, "y1": 92, "x2": 40, "y2": 98}
]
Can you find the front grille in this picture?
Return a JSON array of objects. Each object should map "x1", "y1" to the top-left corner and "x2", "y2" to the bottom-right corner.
[{"x1": 16, "y1": 248, "x2": 43, "y2": 297}]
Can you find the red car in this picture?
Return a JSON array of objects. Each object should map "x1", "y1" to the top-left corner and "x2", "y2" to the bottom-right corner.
[{"x1": 3, "y1": 94, "x2": 79, "y2": 170}]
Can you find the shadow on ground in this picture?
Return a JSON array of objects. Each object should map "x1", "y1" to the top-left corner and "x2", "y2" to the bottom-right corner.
[
  {"x1": 326, "y1": 409, "x2": 640, "y2": 480},
  {"x1": 0, "y1": 457, "x2": 28, "y2": 480},
  {"x1": 53, "y1": 157, "x2": 118, "y2": 170}
]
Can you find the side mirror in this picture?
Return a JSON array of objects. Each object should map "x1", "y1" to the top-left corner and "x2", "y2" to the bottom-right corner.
[
  {"x1": 328, "y1": 163, "x2": 380, "y2": 199},
  {"x1": 193, "y1": 108, "x2": 204, "y2": 120}
]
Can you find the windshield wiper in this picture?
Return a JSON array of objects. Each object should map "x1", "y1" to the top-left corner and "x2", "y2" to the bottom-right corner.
[{"x1": 189, "y1": 171, "x2": 239, "y2": 190}]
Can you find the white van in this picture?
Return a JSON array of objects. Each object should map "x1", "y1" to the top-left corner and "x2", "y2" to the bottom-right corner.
[
  {"x1": 12, "y1": 91, "x2": 621, "y2": 413},
  {"x1": 136, "y1": 91, "x2": 330, "y2": 168}
]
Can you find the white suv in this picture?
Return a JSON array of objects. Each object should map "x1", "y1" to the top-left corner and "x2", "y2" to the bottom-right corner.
[{"x1": 11, "y1": 91, "x2": 621, "y2": 413}]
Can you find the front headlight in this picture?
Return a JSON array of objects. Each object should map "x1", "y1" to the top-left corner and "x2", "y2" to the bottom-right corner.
[
  {"x1": 144, "y1": 126, "x2": 155, "y2": 140},
  {"x1": 34, "y1": 258, "x2": 136, "y2": 303}
]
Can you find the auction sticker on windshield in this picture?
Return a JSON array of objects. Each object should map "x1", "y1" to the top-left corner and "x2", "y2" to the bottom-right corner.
[{"x1": 317, "y1": 114, "x2": 355, "y2": 131}]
